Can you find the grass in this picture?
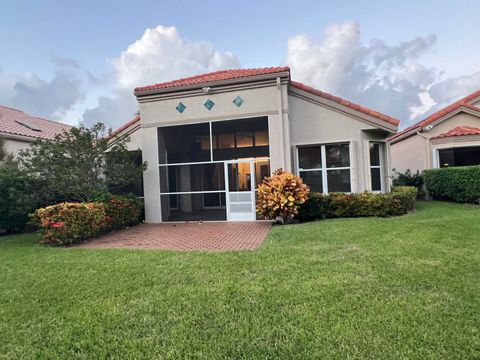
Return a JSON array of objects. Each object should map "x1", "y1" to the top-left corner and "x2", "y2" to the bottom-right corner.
[{"x1": 0, "y1": 201, "x2": 479, "y2": 359}]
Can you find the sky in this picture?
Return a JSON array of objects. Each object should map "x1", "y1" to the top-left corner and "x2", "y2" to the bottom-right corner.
[{"x1": 1, "y1": 0, "x2": 480, "y2": 130}]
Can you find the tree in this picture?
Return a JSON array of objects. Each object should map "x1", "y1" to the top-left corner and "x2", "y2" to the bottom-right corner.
[
  {"x1": 0, "y1": 160, "x2": 43, "y2": 232},
  {"x1": 18, "y1": 122, "x2": 147, "y2": 203}
]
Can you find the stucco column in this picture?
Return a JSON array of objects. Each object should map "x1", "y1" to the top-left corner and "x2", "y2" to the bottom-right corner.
[{"x1": 141, "y1": 126, "x2": 162, "y2": 223}]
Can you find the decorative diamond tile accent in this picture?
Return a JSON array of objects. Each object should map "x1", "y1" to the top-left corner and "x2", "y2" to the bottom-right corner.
[
  {"x1": 204, "y1": 98, "x2": 215, "y2": 110},
  {"x1": 176, "y1": 102, "x2": 186, "y2": 113},
  {"x1": 233, "y1": 96, "x2": 244, "y2": 107}
]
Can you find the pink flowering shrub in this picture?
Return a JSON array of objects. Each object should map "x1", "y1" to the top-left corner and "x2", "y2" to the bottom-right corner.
[
  {"x1": 31, "y1": 202, "x2": 107, "y2": 245},
  {"x1": 31, "y1": 194, "x2": 143, "y2": 246}
]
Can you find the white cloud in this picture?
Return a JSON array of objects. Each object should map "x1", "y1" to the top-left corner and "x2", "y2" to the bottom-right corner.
[
  {"x1": 428, "y1": 71, "x2": 480, "y2": 105},
  {"x1": 286, "y1": 22, "x2": 441, "y2": 126},
  {"x1": 82, "y1": 25, "x2": 239, "y2": 128},
  {"x1": 11, "y1": 71, "x2": 85, "y2": 120}
]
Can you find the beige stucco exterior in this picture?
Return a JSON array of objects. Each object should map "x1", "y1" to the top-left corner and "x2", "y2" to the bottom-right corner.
[
  {"x1": 1, "y1": 133, "x2": 35, "y2": 157},
  {"x1": 127, "y1": 75, "x2": 397, "y2": 223},
  {"x1": 390, "y1": 110, "x2": 480, "y2": 172}
]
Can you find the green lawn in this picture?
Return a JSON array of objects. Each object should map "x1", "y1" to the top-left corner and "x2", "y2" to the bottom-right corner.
[{"x1": 0, "y1": 201, "x2": 479, "y2": 359}]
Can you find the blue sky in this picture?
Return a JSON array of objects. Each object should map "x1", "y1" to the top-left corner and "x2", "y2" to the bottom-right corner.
[{"x1": 1, "y1": 0, "x2": 480, "y2": 129}]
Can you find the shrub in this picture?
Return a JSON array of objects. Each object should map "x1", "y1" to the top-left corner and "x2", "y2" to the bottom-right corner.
[
  {"x1": 296, "y1": 186, "x2": 417, "y2": 222},
  {"x1": 31, "y1": 203, "x2": 107, "y2": 246},
  {"x1": 0, "y1": 161, "x2": 47, "y2": 233},
  {"x1": 93, "y1": 193, "x2": 143, "y2": 230},
  {"x1": 31, "y1": 194, "x2": 144, "y2": 246},
  {"x1": 256, "y1": 169, "x2": 309, "y2": 222},
  {"x1": 297, "y1": 193, "x2": 328, "y2": 222},
  {"x1": 392, "y1": 169, "x2": 424, "y2": 198},
  {"x1": 424, "y1": 166, "x2": 480, "y2": 203},
  {"x1": 390, "y1": 186, "x2": 418, "y2": 214}
]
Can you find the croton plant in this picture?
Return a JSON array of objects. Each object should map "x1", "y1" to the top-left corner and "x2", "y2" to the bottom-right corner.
[{"x1": 256, "y1": 169, "x2": 310, "y2": 223}]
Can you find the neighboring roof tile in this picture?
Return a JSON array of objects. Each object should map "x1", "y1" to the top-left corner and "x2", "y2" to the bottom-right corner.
[
  {"x1": 431, "y1": 125, "x2": 480, "y2": 139},
  {"x1": 0, "y1": 105, "x2": 72, "y2": 140},
  {"x1": 134, "y1": 67, "x2": 290, "y2": 93},
  {"x1": 290, "y1": 81, "x2": 400, "y2": 126},
  {"x1": 388, "y1": 90, "x2": 480, "y2": 142},
  {"x1": 109, "y1": 115, "x2": 141, "y2": 139}
]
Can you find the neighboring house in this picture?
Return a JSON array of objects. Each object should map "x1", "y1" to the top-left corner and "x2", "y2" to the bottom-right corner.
[
  {"x1": 108, "y1": 114, "x2": 142, "y2": 150},
  {"x1": 112, "y1": 67, "x2": 399, "y2": 222},
  {"x1": 389, "y1": 90, "x2": 480, "y2": 172},
  {"x1": 0, "y1": 105, "x2": 72, "y2": 156}
]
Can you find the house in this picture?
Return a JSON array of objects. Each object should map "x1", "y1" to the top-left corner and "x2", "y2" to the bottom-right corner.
[
  {"x1": 112, "y1": 67, "x2": 399, "y2": 222},
  {"x1": 389, "y1": 90, "x2": 480, "y2": 172},
  {"x1": 0, "y1": 105, "x2": 72, "y2": 156}
]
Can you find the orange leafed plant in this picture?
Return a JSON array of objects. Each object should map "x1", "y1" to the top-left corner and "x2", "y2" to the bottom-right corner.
[{"x1": 256, "y1": 169, "x2": 310, "y2": 223}]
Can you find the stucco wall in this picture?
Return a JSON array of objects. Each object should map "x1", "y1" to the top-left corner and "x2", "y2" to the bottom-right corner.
[
  {"x1": 390, "y1": 134, "x2": 428, "y2": 173},
  {"x1": 427, "y1": 112, "x2": 480, "y2": 136},
  {"x1": 288, "y1": 94, "x2": 391, "y2": 192},
  {"x1": 2, "y1": 136, "x2": 33, "y2": 157}
]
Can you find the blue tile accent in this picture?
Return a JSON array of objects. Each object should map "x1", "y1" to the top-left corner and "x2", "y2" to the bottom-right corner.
[
  {"x1": 233, "y1": 96, "x2": 244, "y2": 107},
  {"x1": 204, "y1": 99, "x2": 215, "y2": 110},
  {"x1": 176, "y1": 102, "x2": 186, "y2": 113}
]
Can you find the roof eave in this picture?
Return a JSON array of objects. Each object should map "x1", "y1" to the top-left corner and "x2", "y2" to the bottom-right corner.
[{"x1": 134, "y1": 70, "x2": 291, "y2": 97}]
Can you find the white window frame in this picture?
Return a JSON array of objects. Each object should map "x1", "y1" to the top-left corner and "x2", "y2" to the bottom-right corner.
[
  {"x1": 296, "y1": 142, "x2": 353, "y2": 194},
  {"x1": 369, "y1": 142, "x2": 384, "y2": 193}
]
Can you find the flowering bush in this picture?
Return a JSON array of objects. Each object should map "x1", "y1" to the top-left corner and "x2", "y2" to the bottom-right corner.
[
  {"x1": 31, "y1": 202, "x2": 107, "y2": 245},
  {"x1": 256, "y1": 169, "x2": 310, "y2": 222},
  {"x1": 93, "y1": 193, "x2": 143, "y2": 230},
  {"x1": 31, "y1": 194, "x2": 144, "y2": 246}
]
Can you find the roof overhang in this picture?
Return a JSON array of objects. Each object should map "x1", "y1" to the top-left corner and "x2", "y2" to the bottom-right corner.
[
  {"x1": 134, "y1": 70, "x2": 291, "y2": 99},
  {"x1": 389, "y1": 105, "x2": 480, "y2": 144}
]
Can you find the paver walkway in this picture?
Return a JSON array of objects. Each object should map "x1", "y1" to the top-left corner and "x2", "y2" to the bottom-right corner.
[{"x1": 78, "y1": 221, "x2": 272, "y2": 251}]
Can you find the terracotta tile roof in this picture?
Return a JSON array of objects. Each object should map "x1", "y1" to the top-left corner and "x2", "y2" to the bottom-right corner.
[
  {"x1": 134, "y1": 67, "x2": 290, "y2": 93},
  {"x1": 0, "y1": 105, "x2": 72, "y2": 140},
  {"x1": 109, "y1": 115, "x2": 140, "y2": 139},
  {"x1": 388, "y1": 90, "x2": 480, "y2": 142},
  {"x1": 431, "y1": 125, "x2": 480, "y2": 139},
  {"x1": 290, "y1": 81, "x2": 400, "y2": 126}
]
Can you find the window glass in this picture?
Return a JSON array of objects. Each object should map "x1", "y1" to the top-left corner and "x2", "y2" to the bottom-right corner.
[
  {"x1": 326, "y1": 144, "x2": 350, "y2": 168},
  {"x1": 300, "y1": 170, "x2": 323, "y2": 192},
  {"x1": 212, "y1": 117, "x2": 269, "y2": 161},
  {"x1": 218, "y1": 134, "x2": 235, "y2": 149},
  {"x1": 227, "y1": 162, "x2": 252, "y2": 191},
  {"x1": 371, "y1": 168, "x2": 381, "y2": 192},
  {"x1": 439, "y1": 146, "x2": 480, "y2": 167},
  {"x1": 254, "y1": 159, "x2": 270, "y2": 188},
  {"x1": 255, "y1": 131, "x2": 269, "y2": 146},
  {"x1": 298, "y1": 146, "x2": 322, "y2": 169},
  {"x1": 158, "y1": 123, "x2": 210, "y2": 164},
  {"x1": 369, "y1": 143, "x2": 380, "y2": 166},
  {"x1": 236, "y1": 132, "x2": 254, "y2": 148},
  {"x1": 327, "y1": 169, "x2": 351, "y2": 192}
]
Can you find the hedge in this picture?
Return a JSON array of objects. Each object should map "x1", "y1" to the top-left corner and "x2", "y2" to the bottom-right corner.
[
  {"x1": 31, "y1": 194, "x2": 143, "y2": 246},
  {"x1": 297, "y1": 186, "x2": 417, "y2": 222},
  {"x1": 424, "y1": 166, "x2": 480, "y2": 203}
]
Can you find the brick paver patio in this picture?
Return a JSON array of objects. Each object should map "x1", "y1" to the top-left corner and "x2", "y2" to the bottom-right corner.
[{"x1": 78, "y1": 221, "x2": 272, "y2": 251}]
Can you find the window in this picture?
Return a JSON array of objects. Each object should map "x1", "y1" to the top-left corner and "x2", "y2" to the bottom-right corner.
[
  {"x1": 438, "y1": 146, "x2": 480, "y2": 167},
  {"x1": 369, "y1": 143, "x2": 382, "y2": 192},
  {"x1": 297, "y1": 143, "x2": 351, "y2": 193},
  {"x1": 212, "y1": 117, "x2": 269, "y2": 161}
]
